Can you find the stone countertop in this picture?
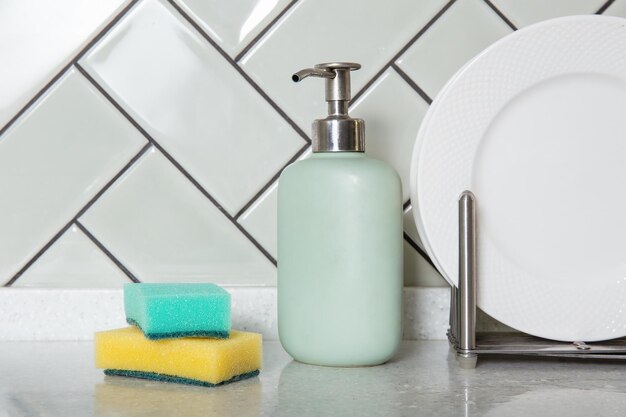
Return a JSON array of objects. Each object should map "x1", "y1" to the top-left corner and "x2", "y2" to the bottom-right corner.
[{"x1": 1, "y1": 340, "x2": 625, "y2": 417}]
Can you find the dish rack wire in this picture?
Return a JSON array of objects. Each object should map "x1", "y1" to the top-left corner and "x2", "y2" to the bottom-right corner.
[{"x1": 449, "y1": 190, "x2": 626, "y2": 368}]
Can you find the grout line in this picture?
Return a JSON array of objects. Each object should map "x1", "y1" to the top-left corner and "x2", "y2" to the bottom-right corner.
[
  {"x1": 75, "y1": 142, "x2": 153, "y2": 219},
  {"x1": 75, "y1": 64, "x2": 157, "y2": 145},
  {"x1": 77, "y1": 63, "x2": 278, "y2": 266},
  {"x1": 350, "y1": 0, "x2": 457, "y2": 104},
  {"x1": 166, "y1": 0, "x2": 311, "y2": 145},
  {"x1": 391, "y1": 64, "x2": 433, "y2": 105},
  {"x1": 3, "y1": 225, "x2": 74, "y2": 287},
  {"x1": 237, "y1": 226, "x2": 277, "y2": 266},
  {"x1": 482, "y1": 0, "x2": 517, "y2": 31},
  {"x1": 0, "y1": 0, "x2": 140, "y2": 138},
  {"x1": 350, "y1": 67, "x2": 389, "y2": 107},
  {"x1": 77, "y1": 63, "x2": 226, "y2": 210},
  {"x1": 234, "y1": 0, "x2": 300, "y2": 63},
  {"x1": 3, "y1": 142, "x2": 152, "y2": 287},
  {"x1": 75, "y1": 221, "x2": 141, "y2": 283},
  {"x1": 597, "y1": 0, "x2": 616, "y2": 14},
  {"x1": 0, "y1": 67, "x2": 71, "y2": 138},
  {"x1": 234, "y1": 143, "x2": 310, "y2": 220},
  {"x1": 73, "y1": 0, "x2": 140, "y2": 62},
  {"x1": 403, "y1": 232, "x2": 437, "y2": 271}
]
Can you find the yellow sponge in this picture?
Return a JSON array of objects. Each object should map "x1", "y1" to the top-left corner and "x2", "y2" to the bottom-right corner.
[{"x1": 95, "y1": 327, "x2": 262, "y2": 386}]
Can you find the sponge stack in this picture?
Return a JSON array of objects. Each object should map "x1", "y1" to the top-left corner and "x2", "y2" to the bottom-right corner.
[{"x1": 95, "y1": 283, "x2": 262, "y2": 387}]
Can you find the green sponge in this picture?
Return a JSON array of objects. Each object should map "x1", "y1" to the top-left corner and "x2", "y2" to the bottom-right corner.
[{"x1": 124, "y1": 283, "x2": 230, "y2": 339}]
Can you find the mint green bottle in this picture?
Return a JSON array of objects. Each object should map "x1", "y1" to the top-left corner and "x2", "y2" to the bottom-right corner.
[{"x1": 277, "y1": 63, "x2": 403, "y2": 366}]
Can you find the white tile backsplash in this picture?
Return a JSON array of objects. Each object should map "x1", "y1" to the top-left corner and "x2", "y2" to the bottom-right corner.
[
  {"x1": 489, "y1": 0, "x2": 607, "y2": 27},
  {"x1": 397, "y1": 0, "x2": 513, "y2": 98},
  {"x1": 0, "y1": 0, "x2": 129, "y2": 129},
  {"x1": 238, "y1": 181, "x2": 280, "y2": 259},
  {"x1": 174, "y1": 0, "x2": 294, "y2": 57},
  {"x1": 0, "y1": 0, "x2": 615, "y2": 290},
  {"x1": 80, "y1": 148, "x2": 277, "y2": 285},
  {"x1": 14, "y1": 226, "x2": 130, "y2": 288},
  {"x1": 80, "y1": 0, "x2": 306, "y2": 215},
  {"x1": 0, "y1": 68, "x2": 146, "y2": 285}
]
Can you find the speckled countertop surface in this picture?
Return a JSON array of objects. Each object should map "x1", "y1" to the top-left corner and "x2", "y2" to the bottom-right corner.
[{"x1": 1, "y1": 340, "x2": 625, "y2": 417}]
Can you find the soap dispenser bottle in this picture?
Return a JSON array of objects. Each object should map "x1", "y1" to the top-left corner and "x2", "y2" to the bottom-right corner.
[{"x1": 277, "y1": 62, "x2": 403, "y2": 367}]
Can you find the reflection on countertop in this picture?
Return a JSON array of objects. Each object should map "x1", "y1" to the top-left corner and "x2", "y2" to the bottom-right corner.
[{"x1": 0, "y1": 340, "x2": 625, "y2": 416}]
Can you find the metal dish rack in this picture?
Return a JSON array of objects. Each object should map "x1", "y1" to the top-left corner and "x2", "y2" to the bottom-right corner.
[{"x1": 448, "y1": 191, "x2": 626, "y2": 368}]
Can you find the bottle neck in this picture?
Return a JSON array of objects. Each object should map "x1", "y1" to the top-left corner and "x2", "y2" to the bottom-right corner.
[
  {"x1": 312, "y1": 116, "x2": 365, "y2": 152},
  {"x1": 328, "y1": 101, "x2": 349, "y2": 116},
  {"x1": 310, "y1": 152, "x2": 365, "y2": 159}
]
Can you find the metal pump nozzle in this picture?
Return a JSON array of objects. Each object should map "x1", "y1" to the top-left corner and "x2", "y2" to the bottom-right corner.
[{"x1": 292, "y1": 62, "x2": 364, "y2": 152}]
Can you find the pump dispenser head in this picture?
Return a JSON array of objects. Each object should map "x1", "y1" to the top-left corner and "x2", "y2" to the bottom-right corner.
[{"x1": 292, "y1": 62, "x2": 364, "y2": 152}]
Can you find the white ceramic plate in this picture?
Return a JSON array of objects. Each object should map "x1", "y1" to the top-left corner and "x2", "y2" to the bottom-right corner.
[{"x1": 411, "y1": 15, "x2": 626, "y2": 342}]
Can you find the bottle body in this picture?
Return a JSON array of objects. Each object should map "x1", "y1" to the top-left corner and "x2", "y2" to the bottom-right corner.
[{"x1": 277, "y1": 153, "x2": 403, "y2": 366}]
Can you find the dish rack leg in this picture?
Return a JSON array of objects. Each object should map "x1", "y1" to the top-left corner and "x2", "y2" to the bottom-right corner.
[{"x1": 457, "y1": 191, "x2": 478, "y2": 369}]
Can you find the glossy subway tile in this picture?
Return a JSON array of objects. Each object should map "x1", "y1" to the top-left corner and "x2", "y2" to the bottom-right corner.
[
  {"x1": 14, "y1": 225, "x2": 130, "y2": 288},
  {"x1": 80, "y1": 148, "x2": 277, "y2": 285},
  {"x1": 80, "y1": 0, "x2": 306, "y2": 215},
  {"x1": 6, "y1": 141, "x2": 152, "y2": 286},
  {"x1": 0, "y1": 68, "x2": 147, "y2": 285},
  {"x1": 396, "y1": 0, "x2": 513, "y2": 98},
  {"x1": 238, "y1": 182, "x2": 280, "y2": 259},
  {"x1": 489, "y1": 0, "x2": 608, "y2": 27},
  {"x1": 0, "y1": 0, "x2": 131, "y2": 131},
  {"x1": 173, "y1": 0, "x2": 294, "y2": 58}
]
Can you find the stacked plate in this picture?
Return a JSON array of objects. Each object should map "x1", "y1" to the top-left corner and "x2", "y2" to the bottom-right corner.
[{"x1": 410, "y1": 15, "x2": 626, "y2": 342}]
